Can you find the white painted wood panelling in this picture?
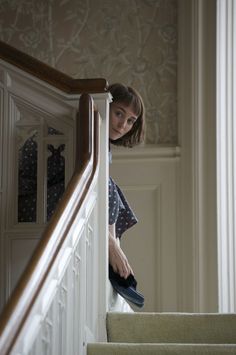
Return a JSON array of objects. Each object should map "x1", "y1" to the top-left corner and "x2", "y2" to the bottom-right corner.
[
  {"x1": 8, "y1": 187, "x2": 105, "y2": 355},
  {"x1": 0, "y1": 59, "x2": 110, "y2": 317},
  {"x1": 217, "y1": 0, "x2": 236, "y2": 312},
  {"x1": 9, "y1": 236, "x2": 39, "y2": 292},
  {"x1": 110, "y1": 146, "x2": 180, "y2": 312},
  {"x1": 0, "y1": 65, "x2": 75, "y2": 309},
  {"x1": 0, "y1": 56, "x2": 111, "y2": 352},
  {"x1": 178, "y1": 0, "x2": 218, "y2": 312}
]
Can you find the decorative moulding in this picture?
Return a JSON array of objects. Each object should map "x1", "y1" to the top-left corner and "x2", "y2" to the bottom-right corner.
[{"x1": 111, "y1": 145, "x2": 180, "y2": 161}]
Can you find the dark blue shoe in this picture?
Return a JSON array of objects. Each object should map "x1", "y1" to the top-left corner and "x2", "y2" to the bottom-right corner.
[{"x1": 109, "y1": 265, "x2": 144, "y2": 308}]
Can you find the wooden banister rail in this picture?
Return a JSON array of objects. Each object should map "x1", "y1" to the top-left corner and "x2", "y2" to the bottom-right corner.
[
  {"x1": 0, "y1": 40, "x2": 108, "y2": 94},
  {"x1": 0, "y1": 93, "x2": 100, "y2": 355}
]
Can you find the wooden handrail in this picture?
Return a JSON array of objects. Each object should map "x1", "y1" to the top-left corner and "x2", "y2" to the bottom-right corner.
[
  {"x1": 0, "y1": 93, "x2": 100, "y2": 354},
  {"x1": 0, "y1": 41, "x2": 108, "y2": 94}
]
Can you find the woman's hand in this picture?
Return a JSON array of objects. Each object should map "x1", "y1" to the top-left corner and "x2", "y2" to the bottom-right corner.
[{"x1": 109, "y1": 232, "x2": 134, "y2": 279}]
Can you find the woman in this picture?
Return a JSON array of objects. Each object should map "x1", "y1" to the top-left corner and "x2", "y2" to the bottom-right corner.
[{"x1": 108, "y1": 83, "x2": 145, "y2": 282}]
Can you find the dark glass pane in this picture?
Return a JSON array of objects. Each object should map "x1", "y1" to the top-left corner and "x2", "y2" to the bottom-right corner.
[
  {"x1": 47, "y1": 144, "x2": 65, "y2": 221},
  {"x1": 18, "y1": 133, "x2": 38, "y2": 222},
  {"x1": 48, "y1": 127, "x2": 63, "y2": 135}
]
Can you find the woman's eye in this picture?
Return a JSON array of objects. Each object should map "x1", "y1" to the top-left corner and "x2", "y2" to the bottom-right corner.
[
  {"x1": 115, "y1": 110, "x2": 123, "y2": 118},
  {"x1": 127, "y1": 118, "x2": 135, "y2": 125}
]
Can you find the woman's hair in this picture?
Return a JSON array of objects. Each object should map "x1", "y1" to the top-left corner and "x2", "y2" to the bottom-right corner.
[{"x1": 108, "y1": 83, "x2": 145, "y2": 147}]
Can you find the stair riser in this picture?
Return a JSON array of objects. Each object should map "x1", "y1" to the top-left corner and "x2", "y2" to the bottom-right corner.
[{"x1": 107, "y1": 313, "x2": 236, "y2": 344}]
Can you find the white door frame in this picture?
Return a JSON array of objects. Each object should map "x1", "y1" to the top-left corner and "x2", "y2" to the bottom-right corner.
[
  {"x1": 216, "y1": 0, "x2": 236, "y2": 312},
  {"x1": 178, "y1": 0, "x2": 218, "y2": 312}
]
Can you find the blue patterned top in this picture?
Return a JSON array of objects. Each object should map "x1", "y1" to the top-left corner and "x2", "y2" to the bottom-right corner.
[{"x1": 109, "y1": 151, "x2": 138, "y2": 238}]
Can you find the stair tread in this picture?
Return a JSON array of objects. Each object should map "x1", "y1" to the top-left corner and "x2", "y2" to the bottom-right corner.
[{"x1": 88, "y1": 342, "x2": 236, "y2": 355}]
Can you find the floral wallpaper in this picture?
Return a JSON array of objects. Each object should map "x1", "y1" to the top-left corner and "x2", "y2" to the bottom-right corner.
[{"x1": 0, "y1": 0, "x2": 177, "y2": 145}]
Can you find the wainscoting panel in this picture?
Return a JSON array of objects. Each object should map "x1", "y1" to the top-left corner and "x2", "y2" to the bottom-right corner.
[
  {"x1": 7, "y1": 235, "x2": 40, "y2": 294},
  {"x1": 110, "y1": 146, "x2": 180, "y2": 312}
]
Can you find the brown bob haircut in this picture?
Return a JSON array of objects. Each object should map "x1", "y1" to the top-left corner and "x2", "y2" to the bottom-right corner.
[{"x1": 108, "y1": 83, "x2": 145, "y2": 147}]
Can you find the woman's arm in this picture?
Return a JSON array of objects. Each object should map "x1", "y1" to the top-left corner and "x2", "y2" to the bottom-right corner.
[{"x1": 109, "y1": 223, "x2": 134, "y2": 279}]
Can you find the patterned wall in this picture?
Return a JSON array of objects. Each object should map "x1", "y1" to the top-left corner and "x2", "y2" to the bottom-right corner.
[{"x1": 0, "y1": 0, "x2": 177, "y2": 144}]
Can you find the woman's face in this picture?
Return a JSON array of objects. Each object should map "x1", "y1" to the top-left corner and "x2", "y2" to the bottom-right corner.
[{"x1": 109, "y1": 102, "x2": 138, "y2": 141}]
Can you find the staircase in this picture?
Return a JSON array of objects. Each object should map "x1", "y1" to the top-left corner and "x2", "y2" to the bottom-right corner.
[
  {"x1": 0, "y1": 41, "x2": 110, "y2": 355},
  {"x1": 87, "y1": 312, "x2": 236, "y2": 354}
]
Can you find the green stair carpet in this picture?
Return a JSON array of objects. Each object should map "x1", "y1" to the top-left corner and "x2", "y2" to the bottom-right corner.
[
  {"x1": 107, "y1": 312, "x2": 236, "y2": 344},
  {"x1": 87, "y1": 343, "x2": 236, "y2": 354},
  {"x1": 87, "y1": 312, "x2": 236, "y2": 354}
]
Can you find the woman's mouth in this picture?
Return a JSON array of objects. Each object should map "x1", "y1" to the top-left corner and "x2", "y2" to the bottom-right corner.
[{"x1": 113, "y1": 128, "x2": 122, "y2": 135}]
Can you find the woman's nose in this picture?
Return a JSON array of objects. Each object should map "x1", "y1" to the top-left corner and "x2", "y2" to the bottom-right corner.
[{"x1": 118, "y1": 118, "x2": 127, "y2": 129}]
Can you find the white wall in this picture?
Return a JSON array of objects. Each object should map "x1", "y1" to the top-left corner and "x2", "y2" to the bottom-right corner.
[{"x1": 110, "y1": 146, "x2": 180, "y2": 312}]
